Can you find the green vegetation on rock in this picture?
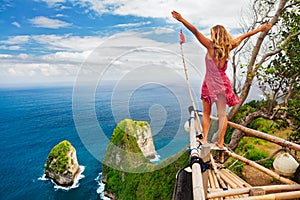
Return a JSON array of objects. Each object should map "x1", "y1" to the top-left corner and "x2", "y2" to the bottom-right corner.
[
  {"x1": 102, "y1": 118, "x2": 190, "y2": 199},
  {"x1": 44, "y1": 140, "x2": 79, "y2": 186},
  {"x1": 45, "y1": 140, "x2": 71, "y2": 173},
  {"x1": 103, "y1": 150, "x2": 189, "y2": 200},
  {"x1": 110, "y1": 119, "x2": 145, "y2": 153}
]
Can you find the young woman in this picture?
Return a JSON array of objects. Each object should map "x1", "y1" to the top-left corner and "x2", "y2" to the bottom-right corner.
[{"x1": 172, "y1": 10, "x2": 272, "y2": 148}]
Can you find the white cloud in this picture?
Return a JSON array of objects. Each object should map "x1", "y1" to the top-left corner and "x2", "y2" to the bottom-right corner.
[
  {"x1": 12, "y1": 21, "x2": 21, "y2": 28},
  {"x1": 72, "y1": 0, "x2": 250, "y2": 29},
  {"x1": 114, "y1": 21, "x2": 151, "y2": 28},
  {"x1": 1, "y1": 35, "x2": 30, "y2": 45},
  {"x1": 41, "y1": 50, "x2": 92, "y2": 62},
  {"x1": 0, "y1": 54, "x2": 13, "y2": 58},
  {"x1": 17, "y1": 54, "x2": 29, "y2": 59},
  {"x1": 8, "y1": 45, "x2": 21, "y2": 50},
  {"x1": 0, "y1": 45, "x2": 22, "y2": 50},
  {"x1": 31, "y1": 34, "x2": 104, "y2": 51},
  {"x1": 35, "y1": 0, "x2": 67, "y2": 7},
  {"x1": 29, "y1": 16, "x2": 71, "y2": 29}
]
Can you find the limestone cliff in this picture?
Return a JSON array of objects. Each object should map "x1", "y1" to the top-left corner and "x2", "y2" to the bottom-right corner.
[
  {"x1": 44, "y1": 140, "x2": 80, "y2": 186},
  {"x1": 102, "y1": 119, "x2": 190, "y2": 200},
  {"x1": 102, "y1": 119, "x2": 157, "y2": 172}
]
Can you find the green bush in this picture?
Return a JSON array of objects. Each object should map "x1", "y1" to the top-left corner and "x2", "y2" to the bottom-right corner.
[
  {"x1": 237, "y1": 138, "x2": 273, "y2": 169},
  {"x1": 45, "y1": 140, "x2": 71, "y2": 173},
  {"x1": 103, "y1": 150, "x2": 190, "y2": 200}
]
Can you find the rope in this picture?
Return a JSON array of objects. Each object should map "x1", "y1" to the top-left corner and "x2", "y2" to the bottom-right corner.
[{"x1": 180, "y1": 41, "x2": 203, "y2": 134}]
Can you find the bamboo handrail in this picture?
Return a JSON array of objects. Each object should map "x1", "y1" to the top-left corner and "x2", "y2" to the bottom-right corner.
[
  {"x1": 207, "y1": 184, "x2": 300, "y2": 199},
  {"x1": 180, "y1": 43, "x2": 203, "y2": 134},
  {"x1": 189, "y1": 110, "x2": 205, "y2": 200},
  {"x1": 224, "y1": 150, "x2": 296, "y2": 185},
  {"x1": 196, "y1": 111, "x2": 300, "y2": 152},
  {"x1": 230, "y1": 190, "x2": 300, "y2": 200}
]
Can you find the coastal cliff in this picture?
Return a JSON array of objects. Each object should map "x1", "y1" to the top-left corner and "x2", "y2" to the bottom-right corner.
[
  {"x1": 102, "y1": 119, "x2": 158, "y2": 172},
  {"x1": 44, "y1": 140, "x2": 80, "y2": 186},
  {"x1": 102, "y1": 119, "x2": 189, "y2": 200}
]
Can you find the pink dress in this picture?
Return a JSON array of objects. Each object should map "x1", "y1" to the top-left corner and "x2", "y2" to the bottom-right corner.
[{"x1": 201, "y1": 53, "x2": 242, "y2": 107}]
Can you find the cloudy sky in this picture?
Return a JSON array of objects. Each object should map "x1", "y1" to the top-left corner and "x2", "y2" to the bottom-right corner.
[{"x1": 0, "y1": 0, "x2": 251, "y2": 87}]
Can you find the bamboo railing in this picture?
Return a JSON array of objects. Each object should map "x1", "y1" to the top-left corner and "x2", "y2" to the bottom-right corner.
[
  {"x1": 196, "y1": 111, "x2": 300, "y2": 152},
  {"x1": 181, "y1": 111, "x2": 300, "y2": 200},
  {"x1": 189, "y1": 110, "x2": 206, "y2": 200}
]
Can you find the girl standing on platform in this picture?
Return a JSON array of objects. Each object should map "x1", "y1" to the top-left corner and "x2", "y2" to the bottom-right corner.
[{"x1": 172, "y1": 10, "x2": 272, "y2": 148}]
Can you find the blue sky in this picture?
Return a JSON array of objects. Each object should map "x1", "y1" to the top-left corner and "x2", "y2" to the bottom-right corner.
[{"x1": 0, "y1": 0, "x2": 250, "y2": 87}]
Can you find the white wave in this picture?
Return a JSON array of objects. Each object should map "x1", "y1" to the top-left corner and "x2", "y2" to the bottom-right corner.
[
  {"x1": 38, "y1": 174, "x2": 48, "y2": 181},
  {"x1": 39, "y1": 165, "x2": 85, "y2": 191},
  {"x1": 150, "y1": 153, "x2": 161, "y2": 163},
  {"x1": 95, "y1": 172, "x2": 111, "y2": 200}
]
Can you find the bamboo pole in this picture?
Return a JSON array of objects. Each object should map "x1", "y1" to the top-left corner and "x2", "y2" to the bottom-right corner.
[
  {"x1": 211, "y1": 170, "x2": 222, "y2": 200},
  {"x1": 189, "y1": 111, "x2": 205, "y2": 200},
  {"x1": 230, "y1": 190, "x2": 300, "y2": 200},
  {"x1": 196, "y1": 111, "x2": 300, "y2": 152},
  {"x1": 180, "y1": 43, "x2": 203, "y2": 134},
  {"x1": 207, "y1": 184, "x2": 300, "y2": 199},
  {"x1": 220, "y1": 168, "x2": 251, "y2": 188},
  {"x1": 212, "y1": 169, "x2": 220, "y2": 189},
  {"x1": 225, "y1": 150, "x2": 296, "y2": 184},
  {"x1": 220, "y1": 169, "x2": 249, "y2": 198},
  {"x1": 210, "y1": 154, "x2": 227, "y2": 189},
  {"x1": 227, "y1": 121, "x2": 300, "y2": 152},
  {"x1": 218, "y1": 170, "x2": 239, "y2": 189},
  {"x1": 218, "y1": 170, "x2": 245, "y2": 199},
  {"x1": 208, "y1": 169, "x2": 216, "y2": 189}
]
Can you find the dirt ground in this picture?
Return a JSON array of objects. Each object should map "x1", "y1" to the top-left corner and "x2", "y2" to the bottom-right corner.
[{"x1": 242, "y1": 165, "x2": 279, "y2": 186}]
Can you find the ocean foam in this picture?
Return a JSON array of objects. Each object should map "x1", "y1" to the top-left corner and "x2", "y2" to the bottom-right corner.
[
  {"x1": 95, "y1": 172, "x2": 111, "y2": 200},
  {"x1": 39, "y1": 165, "x2": 85, "y2": 191},
  {"x1": 150, "y1": 153, "x2": 161, "y2": 163}
]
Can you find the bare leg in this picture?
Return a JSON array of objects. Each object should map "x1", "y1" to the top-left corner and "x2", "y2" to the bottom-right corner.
[
  {"x1": 200, "y1": 100, "x2": 212, "y2": 144},
  {"x1": 216, "y1": 94, "x2": 227, "y2": 148}
]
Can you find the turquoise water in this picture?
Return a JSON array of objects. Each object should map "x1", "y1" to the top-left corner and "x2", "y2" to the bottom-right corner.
[{"x1": 0, "y1": 83, "x2": 191, "y2": 200}]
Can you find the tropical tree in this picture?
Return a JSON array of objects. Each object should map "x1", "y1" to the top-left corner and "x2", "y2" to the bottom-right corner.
[{"x1": 227, "y1": 0, "x2": 300, "y2": 150}]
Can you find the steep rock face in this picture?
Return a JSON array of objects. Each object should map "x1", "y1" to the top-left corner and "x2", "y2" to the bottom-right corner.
[
  {"x1": 44, "y1": 140, "x2": 80, "y2": 186},
  {"x1": 102, "y1": 119, "x2": 190, "y2": 200},
  {"x1": 102, "y1": 119, "x2": 157, "y2": 172},
  {"x1": 131, "y1": 120, "x2": 157, "y2": 159}
]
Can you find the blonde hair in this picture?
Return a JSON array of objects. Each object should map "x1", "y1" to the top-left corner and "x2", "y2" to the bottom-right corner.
[{"x1": 210, "y1": 25, "x2": 234, "y2": 61}]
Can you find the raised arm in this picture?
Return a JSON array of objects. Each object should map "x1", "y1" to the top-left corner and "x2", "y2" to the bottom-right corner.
[
  {"x1": 232, "y1": 23, "x2": 272, "y2": 49},
  {"x1": 171, "y1": 10, "x2": 212, "y2": 49}
]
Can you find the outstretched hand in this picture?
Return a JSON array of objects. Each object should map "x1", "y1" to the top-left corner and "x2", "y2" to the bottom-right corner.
[
  {"x1": 260, "y1": 23, "x2": 272, "y2": 31},
  {"x1": 171, "y1": 10, "x2": 183, "y2": 22}
]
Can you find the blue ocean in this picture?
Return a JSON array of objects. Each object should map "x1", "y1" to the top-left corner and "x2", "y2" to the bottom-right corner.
[{"x1": 0, "y1": 82, "x2": 195, "y2": 200}]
